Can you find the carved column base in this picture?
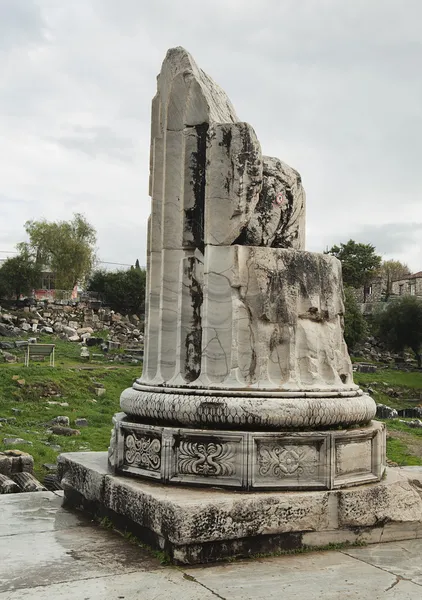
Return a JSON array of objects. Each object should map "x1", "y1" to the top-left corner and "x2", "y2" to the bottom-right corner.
[
  {"x1": 120, "y1": 383, "x2": 376, "y2": 429},
  {"x1": 108, "y1": 412, "x2": 385, "y2": 491}
]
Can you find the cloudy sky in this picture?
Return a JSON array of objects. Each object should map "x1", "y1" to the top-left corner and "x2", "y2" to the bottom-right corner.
[{"x1": 1, "y1": 0, "x2": 421, "y2": 270}]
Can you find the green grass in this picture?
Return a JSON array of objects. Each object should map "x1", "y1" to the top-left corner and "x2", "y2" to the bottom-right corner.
[
  {"x1": 0, "y1": 335, "x2": 140, "y2": 480},
  {"x1": 354, "y1": 368, "x2": 422, "y2": 411},
  {"x1": 386, "y1": 437, "x2": 422, "y2": 466},
  {"x1": 352, "y1": 369, "x2": 422, "y2": 465},
  {"x1": 354, "y1": 369, "x2": 422, "y2": 391}
]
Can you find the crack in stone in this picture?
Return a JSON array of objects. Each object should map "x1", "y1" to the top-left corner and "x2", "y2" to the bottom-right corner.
[
  {"x1": 182, "y1": 572, "x2": 227, "y2": 599},
  {"x1": 340, "y1": 550, "x2": 422, "y2": 589},
  {"x1": 384, "y1": 575, "x2": 401, "y2": 592}
]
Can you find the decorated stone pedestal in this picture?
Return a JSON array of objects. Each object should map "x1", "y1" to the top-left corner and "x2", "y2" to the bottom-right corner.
[{"x1": 58, "y1": 48, "x2": 422, "y2": 563}]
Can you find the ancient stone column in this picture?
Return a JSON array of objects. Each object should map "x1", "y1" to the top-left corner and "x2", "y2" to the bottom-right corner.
[{"x1": 109, "y1": 47, "x2": 385, "y2": 491}]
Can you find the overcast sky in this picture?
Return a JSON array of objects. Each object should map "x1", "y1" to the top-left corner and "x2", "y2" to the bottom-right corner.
[{"x1": 1, "y1": 0, "x2": 421, "y2": 271}]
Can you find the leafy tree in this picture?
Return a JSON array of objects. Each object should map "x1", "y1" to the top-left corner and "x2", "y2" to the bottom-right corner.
[
  {"x1": 325, "y1": 240, "x2": 381, "y2": 300},
  {"x1": 375, "y1": 296, "x2": 422, "y2": 367},
  {"x1": 21, "y1": 213, "x2": 96, "y2": 290},
  {"x1": 379, "y1": 260, "x2": 411, "y2": 299},
  {"x1": 87, "y1": 267, "x2": 146, "y2": 316},
  {"x1": 0, "y1": 250, "x2": 41, "y2": 301},
  {"x1": 135, "y1": 259, "x2": 141, "y2": 269},
  {"x1": 343, "y1": 286, "x2": 368, "y2": 350}
]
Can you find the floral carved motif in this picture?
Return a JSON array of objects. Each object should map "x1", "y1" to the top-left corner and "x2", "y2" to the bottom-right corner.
[
  {"x1": 178, "y1": 441, "x2": 236, "y2": 477},
  {"x1": 125, "y1": 433, "x2": 161, "y2": 471},
  {"x1": 258, "y1": 444, "x2": 318, "y2": 478}
]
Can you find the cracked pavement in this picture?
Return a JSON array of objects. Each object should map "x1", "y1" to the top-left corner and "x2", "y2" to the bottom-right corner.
[{"x1": 1, "y1": 491, "x2": 421, "y2": 599}]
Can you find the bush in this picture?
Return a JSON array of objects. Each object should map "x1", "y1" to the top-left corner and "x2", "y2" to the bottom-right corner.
[
  {"x1": 87, "y1": 268, "x2": 146, "y2": 316},
  {"x1": 375, "y1": 296, "x2": 422, "y2": 367},
  {"x1": 343, "y1": 286, "x2": 367, "y2": 350}
]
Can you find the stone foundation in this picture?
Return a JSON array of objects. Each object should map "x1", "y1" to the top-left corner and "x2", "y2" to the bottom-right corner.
[
  {"x1": 109, "y1": 414, "x2": 385, "y2": 491},
  {"x1": 58, "y1": 452, "x2": 422, "y2": 565}
]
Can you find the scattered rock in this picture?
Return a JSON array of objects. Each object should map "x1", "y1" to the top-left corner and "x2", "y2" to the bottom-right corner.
[
  {"x1": 0, "y1": 303, "x2": 144, "y2": 360},
  {"x1": 41, "y1": 326, "x2": 54, "y2": 334},
  {"x1": 12, "y1": 472, "x2": 46, "y2": 492},
  {"x1": 75, "y1": 418, "x2": 88, "y2": 427},
  {"x1": 80, "y1": 347, "x2": 90, "y2": 359},
  {"x1": 356, "y1": 363, "x2": 377, "y2": 373},
  {"x1": 78, "y1": 327, "x2": 94, "y2": 335},
  {"x1": 51, "y1": 416, "x2": 70, "y2": 427},
  {"x1": 0, "y1": 473, "x2": 20, "y2": 494},
  {"x1": 0, "y1": 450, "x2": 34, "y2": 476},
  {"x1": 43, "y1": 442, "x2": 62, "y2": 451},
  {"x1": 42, "y1": 463, "x2": 57, "y2": 472},
  {"x1": 49, "y1": 426, "x2": 80, "y2": 436},
  {"x1": 0, "y1": 341, "x2": 14, "y2": 349},
  {"x1": 62, "y1": 326, "x2": 77, "y2": 337},
  {"x1": 400, "y1": 419, "x2": 422, "y2": 428},
  {"x1": 376, "y1": 404, "x2": 398, "y2": 419},
  {"x1": 43, "y1": 473, "x2": 62, "y2": 491},
  {"x1": 0, "y1": 324, "x2": 18, "y2": 337},
  {"x1": 2, "y1": 352, "x2": 17, "y2": 363},
  {"x1": 94, "y1": 387, "x2": 106, "y2": 397},
  {"x1": 3, "y1": 437, "x2": 32, "y2": 446},
  {"x1": 397, "y1": 408, "x2": 422, "y2": 418}
]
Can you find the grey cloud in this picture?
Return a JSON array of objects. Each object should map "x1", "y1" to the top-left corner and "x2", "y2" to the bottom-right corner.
[
  {"x1": 0, "y1": 0, "x2": 421, "y2": 271},
  {"x1": 0, "y1": 0, "x2": 46, "y2": 51},
  {"x1": 345, "y1": 223, "x2": 422, "y2": 256},
  {"x1": 47, "y1": 126, "x2": 137, "y2": 162}
]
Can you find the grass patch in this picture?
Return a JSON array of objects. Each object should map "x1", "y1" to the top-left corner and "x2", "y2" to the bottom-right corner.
[
  {"x1": 354, "y1": 368, "x2": 422, "y2": 411},
  {"x1": 0, "y1": 336, "x2": 140, "y2": 480},
  {"x1": 354, "y1": 369, "x2": 422, "y2": 391},
  {"x1": 386, "y1": 436, "x2": 422, "y2": 466}
]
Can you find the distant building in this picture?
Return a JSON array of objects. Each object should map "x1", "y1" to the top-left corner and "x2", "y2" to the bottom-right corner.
[
  {"x1": 391, "y1": 271, "x2": 422, "y2": 298},
  {"x1": 34, "y1": 267, "x2": 78, "y2": 301},
  {"x1": 352, "y1": 276, "x2": 385, "y2": 304}
]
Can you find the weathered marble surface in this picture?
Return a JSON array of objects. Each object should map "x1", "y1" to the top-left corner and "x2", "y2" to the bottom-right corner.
[
  {"x1": 58, "y1": 453, "x2": 422, "y2": 565},
  {"x1": 141, "y1": 47, "x2": 313, "y2": 394},
  {"x1": 239, "y1": 156, "x2": 306, "y2": 249},
  {"x1": 108, "y1": 415, "x2": 384, "y2": 490}
]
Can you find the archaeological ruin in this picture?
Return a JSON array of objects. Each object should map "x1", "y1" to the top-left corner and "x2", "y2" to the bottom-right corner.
[{"x1": 59, "y1": 48, "x2": 422, "y2": 564}]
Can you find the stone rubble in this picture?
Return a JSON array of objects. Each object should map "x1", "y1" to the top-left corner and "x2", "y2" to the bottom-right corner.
[
  {"x1": 0, "y1": 450, "x2": 46, "y2": 494},
  {"x1": 352, "y1": 336, "x2": 420, "y2": 369},
  {"x1": 0, "y1": 301, "x2": 144, "y2": 363}
]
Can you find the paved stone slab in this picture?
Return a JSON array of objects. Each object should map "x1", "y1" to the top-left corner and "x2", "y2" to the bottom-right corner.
[
  {"x1": 0, "y1": 570, "x2": 215, "y2": 600},
  {"x1": 344, "y1": 539, "x2": 422, "y2": 586},
  {"x1": 0, "y1": 492, "x2": 82, "y2": 537},
  {"x1": 2, "y1": 491, "x2": 422, "y2": 599},
  {"x1": 0, "y1": 522, "x2": 161, "y2": 593},
  {"x1": 185, "y1": 551, "x2": 422, "y2": 600}
]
